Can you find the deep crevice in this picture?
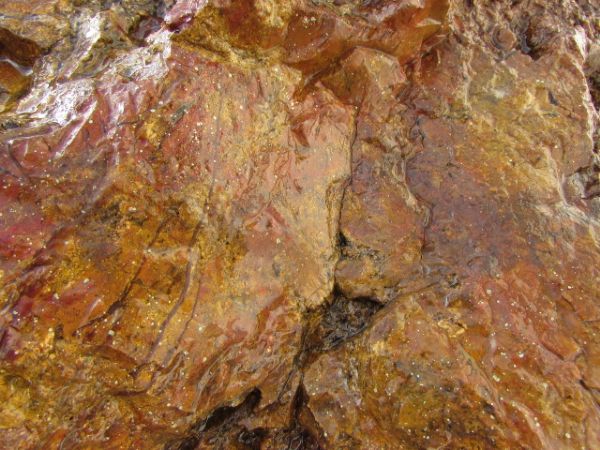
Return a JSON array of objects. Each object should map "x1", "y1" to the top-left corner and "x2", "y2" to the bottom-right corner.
[
  {"x1": 587, "y1": 68, "x2": 600, "y2": 113},
  {"x1": 575, "y1": 158, "x2": 600, "y2": 200},
  {"x1": 283, "y1": 383, "x2": 323, "y2": 450},
  {"x1": 164, "y1": 389, "x2": 262, "y2": 450},
  {"x1": 337, "y1": 231, "x2": 350, "y2": 251},
  {"x1": 162, "y1": 381, "x2": 325, "y2": 450},
  {"x1": 512, "y1": 15, "x2": 551, "y2": 61},
  {"x1": 300, "y1": 286, "x2": 383, "y2": 366}
]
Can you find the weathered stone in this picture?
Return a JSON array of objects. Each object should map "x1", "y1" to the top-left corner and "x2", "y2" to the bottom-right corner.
[
  {"x1": 0, "y1": 0, "x2": 598, "y2": 449},
  {"x1": 302, "y1": 1, "x2": 600, "y2": 448}
]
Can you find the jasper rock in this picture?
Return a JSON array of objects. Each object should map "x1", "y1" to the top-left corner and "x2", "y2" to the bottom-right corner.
[
  {"x1": 303, "y1": 0, "x2": 600, "y2": 448},
  {"x1": 0, "y1": 0, "x2": 357, "y2": 445},
  {"x1": 0, "y1": 0, "x2": 599, "y2": 449}
]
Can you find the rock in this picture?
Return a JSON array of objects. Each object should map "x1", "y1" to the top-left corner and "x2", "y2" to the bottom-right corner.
[
  {"x1": 0, "y1": 0, "x2": 599, "y2": 449},
  {"x1": 303, "y1": 1, "x2": 600, "y2": 448}
]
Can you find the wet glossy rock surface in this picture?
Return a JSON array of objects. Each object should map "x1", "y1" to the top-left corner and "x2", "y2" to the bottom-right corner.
[{"x1": 0, "y1": 0, "x2": 599, "y2": 449}]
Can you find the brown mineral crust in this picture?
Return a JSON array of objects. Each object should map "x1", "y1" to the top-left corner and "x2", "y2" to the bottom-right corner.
[
  {"x1": 0, "y1": 29, "x2": 354, "y2": 450},
  {"x1": 301, "y1": 0, "x2": 600, "y2": 448},
  {"x1": 176, "y1": 0, "x2": 448, "y2": 78},
  {"x1": 0, "y1": 0, "x2": 599, "y2": 449}
]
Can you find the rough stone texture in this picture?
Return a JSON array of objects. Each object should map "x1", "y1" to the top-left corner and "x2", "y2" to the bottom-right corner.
[{"x1": 0, "y1": 0, "x2": 599, "y2": 449}]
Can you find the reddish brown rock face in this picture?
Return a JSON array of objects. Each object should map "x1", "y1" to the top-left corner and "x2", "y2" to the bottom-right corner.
[{"x1": 0, "y1": 0, "x2": 599, "y2": 449}]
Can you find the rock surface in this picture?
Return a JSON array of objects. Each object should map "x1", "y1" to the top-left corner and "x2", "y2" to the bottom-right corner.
[{"x1": 0, "y1": 0, "x2": 599, "y2": 449}]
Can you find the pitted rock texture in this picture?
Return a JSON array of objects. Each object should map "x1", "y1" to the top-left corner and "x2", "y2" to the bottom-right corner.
[{"x1": 0, "y1": 0, "x2": 599, "y2": 449}]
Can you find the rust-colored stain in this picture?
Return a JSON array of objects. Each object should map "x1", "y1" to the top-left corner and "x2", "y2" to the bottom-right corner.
[{"x1": 0, "y1": 0, "x2": 599, "y2": 448}]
